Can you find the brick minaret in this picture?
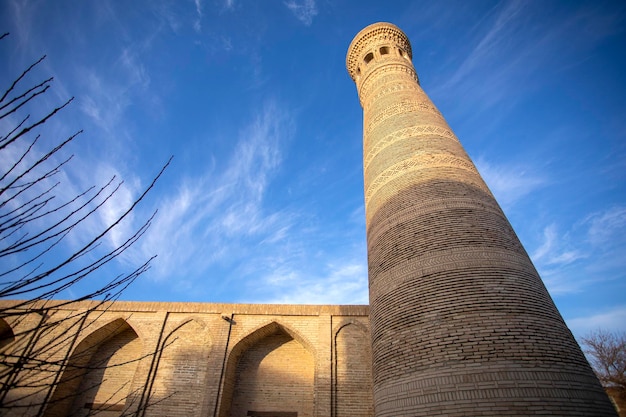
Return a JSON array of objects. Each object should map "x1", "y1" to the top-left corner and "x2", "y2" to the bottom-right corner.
[{"x1": 347, "y1": 22, "x2": 616, "y2": 416}]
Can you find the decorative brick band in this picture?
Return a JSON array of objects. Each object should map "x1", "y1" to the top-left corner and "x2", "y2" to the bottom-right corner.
[
  {"x1": 374, "y1": 369, "x2": 608, "y2": 416},
  {"x1": 364, "y1": 168, "x2": 490, "y2": 224},
  {"x1": 366, "y1": 100, "x2": 441, "y2": 133},
  {"x1": 364, "y1": 124, "x2": 459, "y2": 171},
  {"x1": 366, "y1": 76, "x2": 420, "y2": 104},
  {"x1": 364, "y1": 152, "x2": 480, "y2": 204},
  {"x1": 359, "y1": 64, "x2": 419, "y2": 105}
]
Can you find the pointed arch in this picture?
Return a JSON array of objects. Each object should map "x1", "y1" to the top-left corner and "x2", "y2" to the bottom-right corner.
[
  {"x1": 44, "y1": 318, "x2": 142, "y2": 417},
  {"x1": 218, "y1": 321, "x2": 315, "y2": 417},
  {"x1": 230, "y1": 320, "x2": 316, "y2": 360}
]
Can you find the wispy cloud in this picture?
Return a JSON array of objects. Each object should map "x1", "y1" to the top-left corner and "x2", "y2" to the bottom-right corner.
[
  {"x1": 474, "y1": 157, "x2": 545, "y2": 210},
  {"x1": 530, "y1": 206, "x2": 626, "y2": 296},
  {"x1": 261, "y1": 260, "x2": 368, "y2": 305},
  {"x1": 222, "y1": 0, "x2": 235, "y2": 11},
  {"x1": 441, "y1": 0, "x2": 525, "y2": 92},
  {"x1": 532, "y1": 224, "x2": 585, "y2": 266},
  {"x1": 585, "y1": 206, "x2": 626, "y2": 246},
  {"x1": 568, "y1": 306, "x2": 626, "y2": 338},
  {"x1": 193, "y1": 0, "x2": 202, "y2": 33},
  {"x1": 119, "y1": 48, "x2": 151, "y2": 88},
  {"x1": 532, "y1": 224, "x2": 556, "y2": 261},
  {"x1": 221, "y1": 36, "x2": 233, "y2": 51},
  {"x1": 75, "y1": 40, "x2": 158, "y2": 159},
  {"x1": 127, "y1": 97, "x2": 370, "y2": 303},
  {"x1": 434, "y1": 1, "x2": 626, "y2": 114},
  {"x1": 5, "y1": 0, "x2": 37, "y2": 51},
  {"x1": 78, "y1": 60, "x2": 136, "y2": 125},
  {"x1": 137, "y1": 100, "x2": 295, "y2": 284},
  {"x1": 433, "y1": 0, "x2": 528, "y2": 109},
  {"x1": 284, "y1": 0, "x2": 317, "y2": 26}
]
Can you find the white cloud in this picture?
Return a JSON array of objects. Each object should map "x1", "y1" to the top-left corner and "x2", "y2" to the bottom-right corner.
[
  {"x1": 567, "y1": 306, "x2": 626, "y2": 338},
  {"x1": 531, "y1": 224, "x2": 585, "y2": 266},
  {"x1": 531, "y1": 206, "x2": 626, "y2": 296},
  {"x1": 532, "y1": 224, "x2": 556, "y2": 261},
  {"x1": 119, "y1": 48, "x2": 150, "y2": 88},
  {"x1": 284, "y1": 0, "x2": 317, "y2": 26},
  {"x1": 5, "y1": 0, "x2": 36, "y2": 51},
  {"x1": 548, "y1": 250, "x2": 585, "y2": 265},
  {"x1": 474, "y1": 157, "x2": 545, "y2": 209},
  {"x1": 434, "y1": 1, "x2": 625, "y2": 114},
  {"x1": 77, "y1": 55, "x2": 146, "y2": 144},
  {"x1": 137, "y1": 100, "x2": 295, "y2": 282},
  {"x1": 94, "y1": 165, "x2": 139, "y2": 249},
  {"x1": 260, "y1": 260, "x2": 368, "y2": 305},
  {"x1": 585, "y1": 206, "x2": 626, "y2": 246},
  {"x1": 223, "y1": 0, "x2": 235, "y2": 11},
  {"x1": 193, "y1": 0, "x2": 202, "y2": 32},
  {"x1": 441, "y1": 0, "x2": 525, "y2": 92},
  {"x1": 221, "y1": 36, "x2": 233, "y2": 51}
]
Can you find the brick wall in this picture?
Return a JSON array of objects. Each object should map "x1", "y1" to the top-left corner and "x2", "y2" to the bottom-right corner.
[
  {"x1": 43, "y1": 318, "x2": 143, "y2": 417},
  {"x1": 0, "y1": 300, "x2": 372, "y2": 417},
  {"x1": 148, "y1": 318, "x2": 212, "y2": 417},
  {"x1": 229, "y1": 332, "x2": 314, "y2": 417},
  {"x1": 334, "y1": 321, "x2": 373, "y2": 417}
]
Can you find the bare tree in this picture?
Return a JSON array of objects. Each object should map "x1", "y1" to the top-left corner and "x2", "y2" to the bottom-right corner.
[
  {"x1": 582, "y1": 330, "x2": 626, "y2": 389},
  {"x1": 0, "y1": 32, "x2": 171, "y2": 416},
  {"x1": 582, "y1": 329, "x2": 626, "y2": 415}
]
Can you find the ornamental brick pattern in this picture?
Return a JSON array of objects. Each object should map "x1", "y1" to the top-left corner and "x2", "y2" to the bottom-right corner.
[{"x1": 347, "y1": 22, "x2": 616, "y2": 417}]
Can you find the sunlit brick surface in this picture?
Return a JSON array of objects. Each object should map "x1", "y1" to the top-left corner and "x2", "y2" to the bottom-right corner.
[
  {"x1": 229, "y1": 332, "x2": 314, "y2": 417},
  {"x1": 0, "y1": 301, "x2": 373, "y2": 417},
  {"x1": 347, "y1": 22, "x2": 616, "y2": 417}
]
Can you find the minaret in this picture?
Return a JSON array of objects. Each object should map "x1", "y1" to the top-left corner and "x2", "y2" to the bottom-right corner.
[{"x1": 347, "y1": 22, "x2": 616, "y2": 416}]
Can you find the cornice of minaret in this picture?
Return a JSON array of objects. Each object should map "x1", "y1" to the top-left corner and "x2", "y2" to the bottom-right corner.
[{"x1": 346, "y1": 22, "x2": 417, "y2": 107}]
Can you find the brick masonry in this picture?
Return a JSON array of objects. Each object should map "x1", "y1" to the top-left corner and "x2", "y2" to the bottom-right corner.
[
  {"x1": 346, "y1": 22, "x2": 617, "y2": 416},
  {"x1": 0, "y1": 301, "x2": 372, "y2": 417}
]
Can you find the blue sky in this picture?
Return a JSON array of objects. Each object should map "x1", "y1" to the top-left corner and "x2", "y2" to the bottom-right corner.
[{"x1": 1, "y1": 0, "x2": 625, "y2": 340}]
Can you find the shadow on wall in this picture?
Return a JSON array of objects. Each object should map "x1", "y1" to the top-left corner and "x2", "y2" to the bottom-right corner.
[
  {"x1": 218, "y1": 322, "x2": 316, "y2": 417},
  {"x1": 44, "y1": 318, "x2": 143, "y2": 417},
  {"x1": 148, "y1": 318, "x2": 375, "y2": 417},
  {"x1": 1, "y1": 309, "x2": 375, "y2": 417},
  {"x1": 145, "y1": 318, "x2": 212, "y2": 417},
  {"x1": 333, "y1": 322, "x2": 374, "y2": 417},
  {"x1": 0, "y1": 318, "x2": 15, "y2": 350}
]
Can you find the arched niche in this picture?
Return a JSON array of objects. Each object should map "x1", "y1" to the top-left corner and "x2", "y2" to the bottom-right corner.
[
  {"x1": 0, "y1": 318, "x2": 15, "y2": 350},
  {"x1": 218, "y1": 321, "x2": 315, "y2": 417},
  {"x1": 148, "y1": 318, "x2": 211, "y2": 417},
  {"x1": 44, "y1": 318, "x2": 142, "y2": 417},
  {"x1": 334, "y1": 322, "x2": 374, "y2": 417}
]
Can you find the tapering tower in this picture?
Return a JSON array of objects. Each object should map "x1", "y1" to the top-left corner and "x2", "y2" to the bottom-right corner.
[{"x1": 347, "y1": 22, "x2": 615, "y2": 416}]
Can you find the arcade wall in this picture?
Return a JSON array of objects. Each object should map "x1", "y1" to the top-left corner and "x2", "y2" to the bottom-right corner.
[{"x1": 0, "y1": 300, "x2": 374, "y2": 417}]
